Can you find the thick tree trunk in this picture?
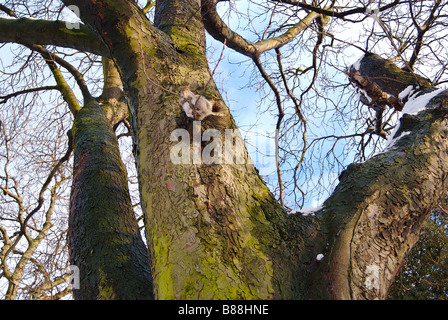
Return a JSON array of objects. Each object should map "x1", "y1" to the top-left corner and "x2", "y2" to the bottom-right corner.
[
  {"x1": 63, "y1": 0, "x2": 302, "y2": 299},
  {"x1": 4, "y1": 0, "x2": 448, "y2": 301},
  {"x1": 69, "y1": 102, "x2": 154, "y2": 299}
]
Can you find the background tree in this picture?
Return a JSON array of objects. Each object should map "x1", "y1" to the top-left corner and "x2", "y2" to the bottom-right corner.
[
  {"x1": 389, "y1": 205, "x2": 448, "y2": 300},
  {"x1": 0, "y1": 0, "x2": 447, "y2": 300}
]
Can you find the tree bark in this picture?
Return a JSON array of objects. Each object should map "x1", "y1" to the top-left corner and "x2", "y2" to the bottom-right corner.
[
  {"x1": 61, "y1": 0, "x2": 304, "y2": 299},
  {"x1": 69, "y1": 101, "x2": 154, "y2": 300}
]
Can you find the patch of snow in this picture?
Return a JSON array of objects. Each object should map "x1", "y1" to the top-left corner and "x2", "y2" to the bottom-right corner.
[
  {"x1": 288, "y1": 205, "x2": 323, "y2": 216},
  {"x1": 384, "y1": 130, "x2": 411, "y2": 150},
  {"x1": 351, "y1": 56, "x2": 363, "y2": 71},
  {"x1": 316, "y1": 254, "x2": 324, "y2": 261},
  {"x1": 301, "y1": 205, "x2": 323, "y2": 216},
  {"x1": 402, "y1": 88, "x2": 446, "y2": 115},
  {"x1": 374, "y1": 87, "x2": 447, "y2": 156},
  {"x1": 365, "y1": 265, "x2": 380, "y2": 290},
  {"x1": 356, "y1": 88, "x2": 372, "y2": 104},
  {"x1": 398, "y1": 85, "x2": 415, "y2": 101}
]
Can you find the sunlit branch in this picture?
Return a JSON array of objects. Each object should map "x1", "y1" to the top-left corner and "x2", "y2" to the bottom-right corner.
[{"x1": 27, "y1": 44, "x2": 93, "y2": 104}]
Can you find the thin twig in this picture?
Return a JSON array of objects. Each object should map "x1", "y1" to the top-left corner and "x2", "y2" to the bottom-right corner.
[
  {"x1": 252, "y1": 56, "x2": 285, "y2": 206},
  {"x1": 202, "y1": 39, "x2": 227, "y2": 94}
]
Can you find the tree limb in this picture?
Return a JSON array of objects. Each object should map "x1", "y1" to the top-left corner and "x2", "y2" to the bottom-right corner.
[
  {"x1": 0, "y1": 17, "x2": 109, "y2": 56},
  {"x1": 201, "y1": 0, "x2": 321, "y2": 58},
  {"x1": 26, "y1": 43, "x2": 91, "y2": 108},
  {"x1": 255, "y1": 11, "x2": 322, "y2": 54},
  {"x1": 201, "y1": 0, "x2": 258, "y2": 57},
  {"x1": 309, "y1": 54, "x2": 448, "y2": 299}
]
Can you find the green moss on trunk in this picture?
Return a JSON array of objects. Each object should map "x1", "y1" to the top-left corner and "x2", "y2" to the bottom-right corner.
[{"x1": 69, "y1": 102, "x2": 154, "y2": 300}]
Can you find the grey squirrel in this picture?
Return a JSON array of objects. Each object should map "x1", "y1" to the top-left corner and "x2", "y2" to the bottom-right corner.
[{"x1": 180, "y1": 86, "x2": 225, "y2": 121}]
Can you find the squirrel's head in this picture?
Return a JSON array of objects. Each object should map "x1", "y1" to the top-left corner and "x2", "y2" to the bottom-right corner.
[{"x1": 180, "y1": 85, "x2": 192, "y2": 96}]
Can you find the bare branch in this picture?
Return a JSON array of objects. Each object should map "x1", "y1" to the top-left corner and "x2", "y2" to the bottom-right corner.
[
  {"x1": 201, "y1": 0, "x2": 258, "y2": 57},
  {"x1": 201, "y1": 0, "x2": 321, "y2": 57},
  {"x1": 0, "y1": 17, "x2": 108, "y2": 56},
  {"x1": 0, "y1": 86, "x2": 59, "y2": 104},
  {"x1": 268, "y1": 0, "x2": 403, "y2": 20},
  {"x1": 27, "y1": 44, "x2": 93, "y2": 104}
]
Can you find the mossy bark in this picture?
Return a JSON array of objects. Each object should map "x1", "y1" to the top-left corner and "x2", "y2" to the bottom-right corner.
[
  {"x1": 0, "y1": 17, "x2": 108, "y2": 56},
  {"x1": 69, "y1": 102, "x2": 154, "y2": 300},
  {"x1": 353, "y1": 53, "x2": 433, "y2": 97},
  {"x1": 62, "y1": 0, "x2": 302, "y2": 299}
]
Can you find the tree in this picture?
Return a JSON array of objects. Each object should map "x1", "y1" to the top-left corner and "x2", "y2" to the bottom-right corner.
[
  {"x1": 0, "y1": 0, "x2": 447, "y2": 300},
  {"x1": 389, "y1": 206, "x2": 448, "y2": 300}
]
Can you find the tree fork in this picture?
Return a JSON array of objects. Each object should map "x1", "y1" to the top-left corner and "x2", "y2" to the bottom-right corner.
[{"x1": 61, "y1": 1, "x2": 448, "y2": 300}]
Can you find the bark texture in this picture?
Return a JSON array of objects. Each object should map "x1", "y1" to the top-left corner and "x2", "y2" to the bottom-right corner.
[
  {"x1": 69, "y1": 102, "x2": 154, "y2": 300},
  {"x1": 347, "y1": 53, "x2": 433, "y2": 111},
  {"x1": 0, "y1": 17, "x2": 107, "y2": 56}
]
